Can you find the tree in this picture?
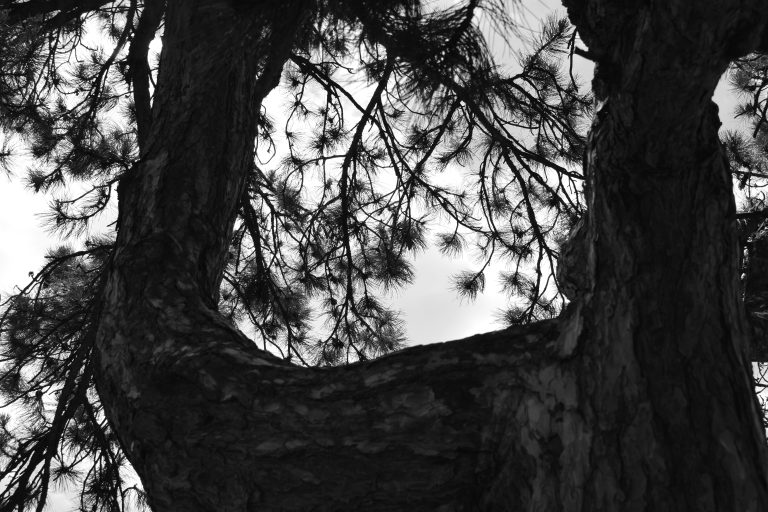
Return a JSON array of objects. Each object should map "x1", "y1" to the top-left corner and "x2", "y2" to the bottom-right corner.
[{"x1": 1, "y1": 0, "x2": 768, "y2": 510}]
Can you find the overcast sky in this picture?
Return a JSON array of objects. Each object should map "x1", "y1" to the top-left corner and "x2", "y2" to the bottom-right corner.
[
  {"x1": 0, "y1": 0, "x2": 751, "y2": 351},
  {"x1": 0, "y1": 0, "x2": 750, "y2": 354}
]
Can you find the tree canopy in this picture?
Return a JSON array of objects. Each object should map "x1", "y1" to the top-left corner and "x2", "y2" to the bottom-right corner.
[{"x1": 1, "y1": 0, "x2": 768, "y2": 510}]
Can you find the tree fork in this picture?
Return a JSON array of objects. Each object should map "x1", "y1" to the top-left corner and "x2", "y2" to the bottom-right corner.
[{"x1": 93, "y1": 0, "x2": 768, "y2": 510}]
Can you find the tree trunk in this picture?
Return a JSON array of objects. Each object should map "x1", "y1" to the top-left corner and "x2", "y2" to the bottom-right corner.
[
  {"x1": 93, "y1": 0, "x2": 768, "y2": 510},
  {"x1": 562, "y1": 0, "x2": 768, "y2": 509}
]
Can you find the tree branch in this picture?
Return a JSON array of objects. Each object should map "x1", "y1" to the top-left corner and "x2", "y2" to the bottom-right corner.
[
  {"x1": 737, "y1": 208, "x2": 768, "y2": 220},
  {"x1": 127, "y1": 0, "x2": 164, "y2": 149},
  {"x1": 1, "y1": 0, "x2": 111, "y2": 23}
]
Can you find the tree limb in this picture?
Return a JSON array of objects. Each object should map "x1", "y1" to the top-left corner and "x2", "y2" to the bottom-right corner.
[
  {"x1": 1, "y1": 0, "x2": 112, "y2": 23},
  {"x1": 127, "y1": 0, "x2": 164, "y2": 149}
]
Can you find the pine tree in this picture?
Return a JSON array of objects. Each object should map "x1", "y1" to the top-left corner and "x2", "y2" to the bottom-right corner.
[
  {"x1": 0, "y1": 1, "x2": 590, "y2": 508},
  {"x1": 0, "y1": 0, "x2": 767, "y2": 510},
  {"x1": 721, "y1": 52, "x2": 768, "y2": 420}
]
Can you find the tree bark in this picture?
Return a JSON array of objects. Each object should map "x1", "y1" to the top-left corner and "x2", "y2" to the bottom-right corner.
[
  {"x1": 93, "y1": 0, "x2": 768, "y2": 510},
  {"x1": 561, "y1": 0, "x2": 768, "y2": 509}
]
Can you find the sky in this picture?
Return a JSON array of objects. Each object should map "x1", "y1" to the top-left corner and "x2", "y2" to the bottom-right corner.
[
  {"x1": 0, "y1": 0, "x2": 752, "y2": 350},
  {"x1": 0, "y1": 0, "x2": 576, "y2": 348}
]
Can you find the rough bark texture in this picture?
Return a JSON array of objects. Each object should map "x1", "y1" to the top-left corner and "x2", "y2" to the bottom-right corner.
[
  {"x1": 93, "y1": 0, "x2": 768, "y2": 510},
  {"x1": 561, "y1": 0, "x2": 768, "y2": 509}
]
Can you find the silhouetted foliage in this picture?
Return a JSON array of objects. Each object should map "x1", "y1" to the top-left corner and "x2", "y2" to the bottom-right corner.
[
  {"x1": 6, "y1": 0, "x2": 767, "y2": 510},
  {"x1": 0, "y1": 1, "x2": 594, "y2": 509},
  {"x1": 724, "y1": 53, "x2": 768, "y2": 428}
]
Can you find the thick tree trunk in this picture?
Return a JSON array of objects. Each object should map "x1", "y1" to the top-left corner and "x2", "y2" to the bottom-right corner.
[
  {"x1": 93, "y1": 0, "x2": 768, "y2": 510},
  {"x1": 562, "y1": 0, "x2": 768, "y2": 509}
]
